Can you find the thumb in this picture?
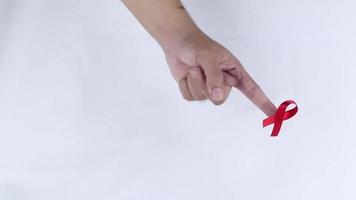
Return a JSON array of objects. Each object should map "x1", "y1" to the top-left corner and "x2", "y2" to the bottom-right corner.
[{"x1": 202, "y1": 62, "x2": 224, "y2": 102}]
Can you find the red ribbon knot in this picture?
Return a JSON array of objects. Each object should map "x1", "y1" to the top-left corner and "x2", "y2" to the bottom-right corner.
[{"x1": 263, "y1": 100, "x2": 298, "y2": 137}]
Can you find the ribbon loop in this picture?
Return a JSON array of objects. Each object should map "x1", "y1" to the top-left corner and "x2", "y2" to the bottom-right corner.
[{"x1": 263, "y1": 100, "x2": 298, "y2": 137}]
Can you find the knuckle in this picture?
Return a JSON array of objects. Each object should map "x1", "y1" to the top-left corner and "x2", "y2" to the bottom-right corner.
[
  {"x1": 197, "y1": 96, "x2": 207, "y2": 101},
  {"x1": 182, "y1": 95, "x2": 194, "y2": 101},
  {"x1": 233, "y1": 70, "x2": 244, "y2": 87},
  {"x1": 246, "y1": 85, "x2": 261, "y2": 99}
]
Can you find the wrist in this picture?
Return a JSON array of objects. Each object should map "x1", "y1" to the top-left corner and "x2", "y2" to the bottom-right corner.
[
  {"x1": 159, "y1": 23, "x2": 209, "y2": 54},
  {"x1": 156, "y1": 20, "x2": 198, "y2": 47}
]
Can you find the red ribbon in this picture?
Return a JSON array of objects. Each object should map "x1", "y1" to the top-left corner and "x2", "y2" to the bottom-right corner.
[{"x1": 263, "y1": 100, "x2": 298, "y2": 137}]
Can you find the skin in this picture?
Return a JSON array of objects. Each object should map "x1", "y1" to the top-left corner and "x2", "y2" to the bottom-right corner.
[{"x1": 122, "y1": 0, "x2": 277, "y2": 116}]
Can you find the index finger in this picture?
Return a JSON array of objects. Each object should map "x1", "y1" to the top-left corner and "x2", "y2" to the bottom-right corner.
[{"x1": 226, "y1": 67, "x2": 277, "y2": 116}]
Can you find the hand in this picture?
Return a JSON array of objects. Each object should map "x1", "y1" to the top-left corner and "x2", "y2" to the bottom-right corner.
[
  {"x1": 122, "y1": 0, "x2": 276, "y2": 116},
  {"x1": 164, "y1": 30, "x2": 277, "y2": 116}
]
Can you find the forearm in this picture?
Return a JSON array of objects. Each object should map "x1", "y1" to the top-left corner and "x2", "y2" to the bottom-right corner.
[{"x1": 121, "y1": 0, "x2": 202, "y2": 50}]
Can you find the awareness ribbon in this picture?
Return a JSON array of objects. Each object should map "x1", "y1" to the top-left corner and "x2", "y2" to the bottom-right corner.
[{"x1": 263, "y1": 100, "x2": 298, "y2": 137}]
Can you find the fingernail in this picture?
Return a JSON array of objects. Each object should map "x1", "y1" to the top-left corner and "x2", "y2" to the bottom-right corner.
[{"x1": 211, "y1": 88, "x2": 223, "y2": 101}]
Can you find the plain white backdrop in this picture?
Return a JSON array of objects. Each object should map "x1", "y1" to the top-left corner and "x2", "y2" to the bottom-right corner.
[{"x1": 0, "y1": 0, "x2": 356, "y2": 199}]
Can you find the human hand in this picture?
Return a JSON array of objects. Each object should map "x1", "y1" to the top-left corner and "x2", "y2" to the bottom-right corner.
[
  {"x1": 163, "y1": 30, "x2": 277, "y2": 116},
  {"x1": 122, "y1": 0, "x2": 276, "y2": 116}
]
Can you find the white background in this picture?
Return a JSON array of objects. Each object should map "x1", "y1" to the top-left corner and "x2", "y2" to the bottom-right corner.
[{"x1": 1, "y1": 0, "x2": 356, "y2": 199}]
